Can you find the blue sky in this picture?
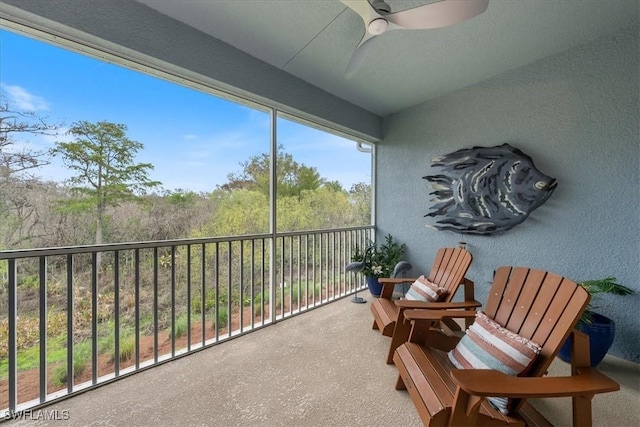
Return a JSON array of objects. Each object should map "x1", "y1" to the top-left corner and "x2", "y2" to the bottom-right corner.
[{"x1": 0, "y1": 28, "x2": 371, "y2": 193}]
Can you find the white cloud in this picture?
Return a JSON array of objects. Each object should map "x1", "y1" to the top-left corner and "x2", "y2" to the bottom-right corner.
[{"x1": 1, "y1": 84, "x2": 50, "y2": 111}]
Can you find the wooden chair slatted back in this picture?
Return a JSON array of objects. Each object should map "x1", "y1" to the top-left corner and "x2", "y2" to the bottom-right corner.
[
  {"x1": 427, "y1": 247, "x2": 472, "y2": 295},
  {"x1": 484, "y1": 266, "x2": 590, "y2": 378}
]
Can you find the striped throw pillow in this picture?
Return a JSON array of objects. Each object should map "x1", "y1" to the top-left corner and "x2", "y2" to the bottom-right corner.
[
  {"x1": 448, "y1": 311, "x2": 542, "y2": 414},
  {"x1": 404, "y1": 275, "x2": 448, "y2": 302}
]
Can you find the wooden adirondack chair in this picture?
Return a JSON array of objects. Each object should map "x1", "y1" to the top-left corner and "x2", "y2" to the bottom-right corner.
[
  {"x1": 371, "y1": 247, "x2": 479, "y2": 364},
  {"x1": 393, "y1": 266, "x2": 620, "y2": 426}
]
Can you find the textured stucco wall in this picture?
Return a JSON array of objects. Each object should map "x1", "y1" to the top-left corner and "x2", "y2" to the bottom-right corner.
[{"x1": 378, "y1": 25, "x2": 639, "y2": 361}]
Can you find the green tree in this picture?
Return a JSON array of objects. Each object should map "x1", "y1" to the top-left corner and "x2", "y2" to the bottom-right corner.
[
  {"x1": 348, "y1": 182, "x2": 372, "y2": 225},
  {"x1": 222, "y1": 145, "x2": 324, "y2": 198},
  {"x1": 323, "y1": 180, "x2": 344, "y2": 192},
  {"x1": 281, "y1": 186, "x2": 352, "y2": 231},
  {"x1": 204, "y1": 148, "x2": 371, "y2": 237},
  {"x1": 141, "y1": 189, "x2": 212, "y2": 241},
  {"x1": 51, "y1": 121, "x2": 161, "y2": 247},
  {"x1": 198, "y1": 189, "x2": 269, "y2": 236}
]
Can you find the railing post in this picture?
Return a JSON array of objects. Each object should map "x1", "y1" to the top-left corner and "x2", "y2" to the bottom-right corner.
[
  {"x1": 114, "y1": 250, "x2": 120, "y2": 375},
  {"x1": 92, "y1": 252, "x2": 98, "y2": 383},
  {"x1": 170, "y1": 246, "x2": 176, "y2": 357},
  {"x1": 269, "y1": 109, "x2": 277, "y2": 324},
  {"x1": 8, "y1": 259, "x2": 17, "y2": 412},
  {"x1": 66, "y1": 253, "x2": 74, "y2": 394},
  {"x1": 186, "y1": 245, "x2": 192, "y2": 350},
  {"x1": 153, "y1": 247, "x2": 159, "y2": 363},
  {"x1": 227, "y1": 241, "x2": 232, "y2": 334},
  {"x1": 134, "y1": 248, "x2": 140, "y2": 369},
  {"x1": 39, "y1": 256, "x2": 48, "y2": 403},
  {"x1": 201, "y1": 243, "x2": 207, "y2": 345}
]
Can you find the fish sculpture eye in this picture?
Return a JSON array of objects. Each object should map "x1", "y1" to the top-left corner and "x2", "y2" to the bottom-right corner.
[
  {"x1": 424, "y1": 143, "x2": 557, "y2": 235},
  {"x1": 534, "y1": 181, "x2": 548, "y2": 190}
]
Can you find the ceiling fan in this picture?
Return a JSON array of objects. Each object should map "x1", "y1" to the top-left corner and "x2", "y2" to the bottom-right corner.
[{"x1": 341, "y1": 0, "x2": 490, "y2": 77}]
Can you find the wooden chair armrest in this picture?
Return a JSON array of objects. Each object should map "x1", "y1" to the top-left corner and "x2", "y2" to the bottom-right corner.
[
  {"x1": 378, "y1": 277, "x2": 418, "y2": 284},
  {"x1": 395, "y1": 300, "x2": 481, "y2": 309},
  {"x1": 450, "y1": 368, "x2": 620, "y2": 398},
  {"x1": 403, "y1": 309, "x2": 478, "y2": 322},
  {"x1": 404, "y1": 309, "x2": 473, "y2": 347},
  {"x1": 377, "y1": 277, "x2": 418, "y2": 299}
]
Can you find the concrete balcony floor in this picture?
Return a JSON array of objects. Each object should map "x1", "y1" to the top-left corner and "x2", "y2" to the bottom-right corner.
[{"x1": 9, "y1": 296, "x2": 639, "y2": 426}]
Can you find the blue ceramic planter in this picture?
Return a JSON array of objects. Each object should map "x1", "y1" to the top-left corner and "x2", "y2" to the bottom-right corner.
[
  {"x1": 558, "y1": 312, "x2": 615, "y2": 366},
  {"x1": 366, "y1": 276, "x2": 382, "y2": 297}
]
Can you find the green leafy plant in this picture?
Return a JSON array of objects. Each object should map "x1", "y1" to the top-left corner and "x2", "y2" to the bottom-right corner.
[
  {"x1": 119, "y1": 335, "x2": 135, "y2": 362},
  {"x1": 350, "y1": 234, "x2": 406, "y2": 278},
  {"x1": 212, "y1": 306, "x2": 229, "y2": 332},
  {"x1": 172, "y1": 314, "x2": 189, "y2": 339},
  {"x1": 579, "y1": 277, "x2": 634, "y2": 325},
  {"x1": 52, "y1": 343, "x2": 91, "y2": 386},
  {"x1": 254, "y1": 292, "x2": 267, "y2": 317}
]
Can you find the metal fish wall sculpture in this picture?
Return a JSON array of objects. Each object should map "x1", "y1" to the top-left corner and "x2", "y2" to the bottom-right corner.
[{"x1": 424, "y1": 143, "x2": 557, "y2": 235}]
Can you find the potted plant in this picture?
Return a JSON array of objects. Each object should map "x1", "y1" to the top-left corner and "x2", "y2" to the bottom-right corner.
[
  {"x1": 349, "y1": 234, "x2": 406, "y2": 297},
  {"x1": 558, "y1": 276, "x2": 634, "y2": 366}
]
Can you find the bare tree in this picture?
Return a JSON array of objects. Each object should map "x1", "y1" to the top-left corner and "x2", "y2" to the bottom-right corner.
[
  {"x1": 0, "y1": 96, "x2": 59, "y2": 178},
  {"x1": 0, "y1": 96, "x2": 61, "y2": 248}
]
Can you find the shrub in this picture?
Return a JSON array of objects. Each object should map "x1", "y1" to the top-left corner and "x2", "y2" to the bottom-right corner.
[
  {"x1": 212, "y1": 306, "x2": 229, "y2": 332},
  {"x1": 119, "y1": 335, "x2": 135, "y2": 362},
  {"x1": 192, "y1": 290, "x2": 218, "y2": 313},
  {"x1": 254, "y1": 292, "x2": 268, "y2": 317},
  {"x1": 173, "y1": 314, "x2": 189, "y2": 339},
  {"x1": 52, "y1": 342, "x2": 90, "y2": 386},
  {"x1": 289, "y1": 283, "x2": 300, "y2": 303}
]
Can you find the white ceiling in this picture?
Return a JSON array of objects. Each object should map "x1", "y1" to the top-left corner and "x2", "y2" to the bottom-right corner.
[{"x1": 137, "y1": 0, "x2": 637, "y2": 116}]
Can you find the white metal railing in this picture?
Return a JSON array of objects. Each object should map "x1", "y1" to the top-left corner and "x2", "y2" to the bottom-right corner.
[{"x1": 0, "y1": 226, "x2": 373, "y2": 417}]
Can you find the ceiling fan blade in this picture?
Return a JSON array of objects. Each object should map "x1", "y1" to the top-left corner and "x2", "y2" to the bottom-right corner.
[
  {"x1": 345, "y1": 33, "x2": 377, "y2": 78},
  {"x1": 387, "y1": 0, "x2": 489, "y2": 30},
  {"x1": 341, "y1": 0, "x2": 381, "y2": 23}
]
